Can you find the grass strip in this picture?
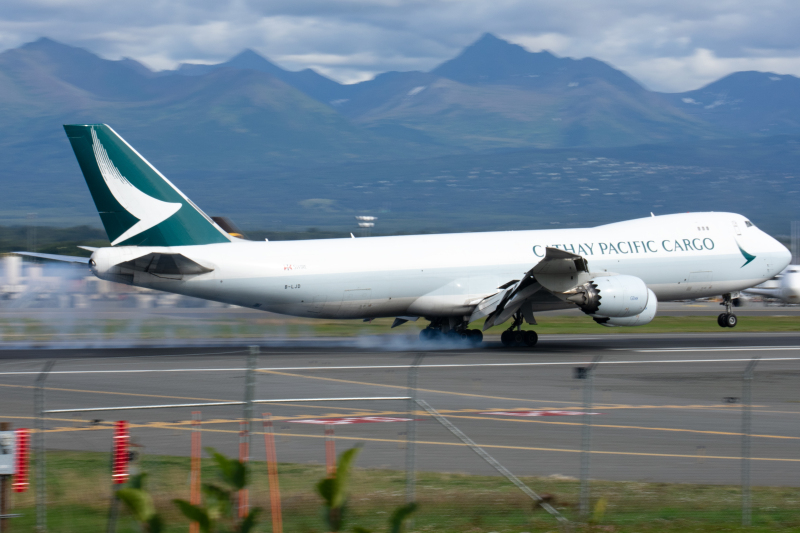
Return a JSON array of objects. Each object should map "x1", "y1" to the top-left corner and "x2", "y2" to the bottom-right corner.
[
  {"x1": 5, "y1": 450, "x2": 800, "y2": 532},
  {"x1": 1, "y1": 315, "x2": 800, "y2": 343}
]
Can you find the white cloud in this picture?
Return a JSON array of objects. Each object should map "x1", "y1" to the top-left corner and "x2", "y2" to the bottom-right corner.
[{"x1": 628, "y1": 48, "x2": 800, "y2": 92}]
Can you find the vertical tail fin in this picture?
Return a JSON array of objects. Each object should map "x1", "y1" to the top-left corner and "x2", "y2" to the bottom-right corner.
[{"x1": 64, "y1": 124, "x2": 231, "y2": 247}]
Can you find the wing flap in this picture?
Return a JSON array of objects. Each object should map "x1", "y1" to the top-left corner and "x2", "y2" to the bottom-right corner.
[{"x1": 471, "y1": 247, "x2": 592, "y2": 330}]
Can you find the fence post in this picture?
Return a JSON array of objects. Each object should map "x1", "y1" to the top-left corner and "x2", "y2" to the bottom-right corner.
[
  {"x1": 742, "y1": 357, "x2": 759, "y2": 527},
  {"x1": 245, "y1": 346, "x2": 258, "y2": 442},
  {"x1": 0, "y1": 422, "x2": 9, "y2": 533},
  {"x1": 406, "y1": 353, "x2": 424, "y2": 506},
  {"x1": 262, "y1": 413, "x2": 283, "y2": 533},
  {"x1": 34, "y1": 360, "x2": 54, "y2": 533},
  {"x1": 325, "y1": 426, "x2": 336, "y2": 477},
  {"x1": 578, "y1": 356, "x2": 601, "y2": 519},
  {"x1": 238, "y1": 421, "x2": 249, "y2": 518},
  {"x1": 190, "y1": 411, "x2": 201, "y2": 533}
]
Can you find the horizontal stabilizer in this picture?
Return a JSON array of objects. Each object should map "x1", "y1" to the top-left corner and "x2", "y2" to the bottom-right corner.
[{"x1": 13, "y1": 252, "x2": 90, "y2": 264}]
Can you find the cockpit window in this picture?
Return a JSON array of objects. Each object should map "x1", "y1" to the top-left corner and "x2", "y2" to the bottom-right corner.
[{"x1": 744, "y1": 220, "x2": 754, "y2": 227}]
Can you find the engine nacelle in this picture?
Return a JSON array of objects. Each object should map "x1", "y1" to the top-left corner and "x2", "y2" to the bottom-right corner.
[
  {"x1": 566, "y1": 275, "x2": 649, "y2": 318},
  {"x1": 593, "y1": 289, "x2": 657, "y2": 327}
]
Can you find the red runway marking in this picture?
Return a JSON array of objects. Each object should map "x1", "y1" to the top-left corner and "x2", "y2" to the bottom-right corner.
[
  {"x1": 481, "y1": 410, "x2": 601, "y2": 417},
  {"x1": 291, "y1": 416, "x2": 417, "y2": 425}
]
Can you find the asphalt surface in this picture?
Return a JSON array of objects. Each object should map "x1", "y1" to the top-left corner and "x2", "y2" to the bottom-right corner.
[{"x1": 2, "y1": 333, "x2": 800, "y2": 487}]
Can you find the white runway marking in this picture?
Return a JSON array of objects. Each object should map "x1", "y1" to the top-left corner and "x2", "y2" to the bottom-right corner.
[
  {"x1": 1, "y1": 356, "x2": 800, "y2": 375},
  {"x1": 631, "y1": 346, "x2": 800, "y2": 353}
]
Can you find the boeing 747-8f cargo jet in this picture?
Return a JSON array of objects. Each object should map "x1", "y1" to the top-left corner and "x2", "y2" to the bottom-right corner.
[{"x1": 17, "y1": 125, "x2": 792, "y2": 347}]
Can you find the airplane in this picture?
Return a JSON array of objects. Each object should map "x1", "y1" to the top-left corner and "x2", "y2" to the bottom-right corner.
[
  {"x1": 16, "y1": 124, "x2": 792, "y2": 347},
  {"x1": 743, "y1": 265, "x2": 800, "y2": 305}
]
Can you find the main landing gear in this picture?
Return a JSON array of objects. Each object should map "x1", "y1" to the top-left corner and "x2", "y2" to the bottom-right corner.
[
  {"x1": 419, "y1": 319, "x2": 483, "y2": 346},
  {"x1": 718, "y1": 293, "x2": 738, "y2": 328},
  {"x1": 500, "y1": 310, "x2": 538, "y2": 348}
]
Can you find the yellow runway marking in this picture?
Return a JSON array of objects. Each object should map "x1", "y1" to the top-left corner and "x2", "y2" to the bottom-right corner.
[
  {"x1": 44, "y1": 421, "x2": 800, "y2": 464},
  {"x1": 259, "y1": 369, "x2": 585, "y2": 404},
  {"x1": 8, "y1": 405, "x2": 798, "y2": 442},
  {"x1": 0, "y1": 383, "x2": 231, "y2": 403},
  {"x1": 0, "y1": 383, "x2": 381, "y2": 414},
  {"x1": 258, "y1": 370, "x2": 792, "y2": 414},
  {"x1": 440, "y1": 413, "x2": 800, "y2": 440}
]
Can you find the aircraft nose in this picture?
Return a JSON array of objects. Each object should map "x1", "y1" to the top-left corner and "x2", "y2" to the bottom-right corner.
[
  {"x1": 772, "y1": 237, "x2": 792, "y2": 268},
  {"x1": 779, "y1": 242, "x2": 791, "y2": 263}
]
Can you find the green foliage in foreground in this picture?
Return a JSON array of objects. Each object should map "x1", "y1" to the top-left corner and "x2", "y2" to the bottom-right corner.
[{"x1": 6, "y1": 450, "x2": 800, "y2": 532}]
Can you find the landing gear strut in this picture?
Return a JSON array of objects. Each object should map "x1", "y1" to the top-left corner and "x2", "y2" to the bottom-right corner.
[
  {"x1": 500, "y1": 311, "x2": 538, "y2": 348},
  {"x1": 718, "y1": 293, "x2": 738, "y2": 328}
]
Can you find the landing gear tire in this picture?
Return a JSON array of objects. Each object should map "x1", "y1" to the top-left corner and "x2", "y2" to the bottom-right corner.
[
  {"x1": 717, "y1": 313, "x2": 738, "y2": 328},
  {"x1": 500, "y1": 330, "x2": 514, "y2": 347},
  {"x1": 501, "y1": 330, "x2": 536, "y2": 347},
  {"x1": 523, "y1": 330, "x2": 538, "y2": 347},
  {"x1": 466, "y1": 329, "x2": 483, "y2": 345},
  {"x1": 511, "y1": 330, "x2": 525, "y2": 346}
]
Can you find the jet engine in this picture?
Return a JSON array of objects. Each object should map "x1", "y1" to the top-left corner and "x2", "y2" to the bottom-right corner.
[
  {"x1": 592, "y1": 289, "x2": 657, "y2": 327},
  {"x1": 565, "y1": 275, "x2": 650, "y2": 318}
]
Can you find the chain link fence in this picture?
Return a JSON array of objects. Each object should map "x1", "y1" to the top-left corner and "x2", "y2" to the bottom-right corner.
[{"x1": 2, "y1": 347, "x2": 800, "y2": 532}]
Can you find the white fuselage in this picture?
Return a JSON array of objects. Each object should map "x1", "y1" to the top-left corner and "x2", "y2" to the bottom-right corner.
[{"x1": 90, "y1": 212, "x2": 791, "y2": 321}]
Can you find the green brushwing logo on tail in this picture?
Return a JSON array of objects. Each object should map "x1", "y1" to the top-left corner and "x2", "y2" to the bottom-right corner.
[
  {"x1": 64, "y1": 124, "x2": 231, "y2": 247},
  {"x1": 737, "y1": 241, "x2": 756, "y2": 267}
]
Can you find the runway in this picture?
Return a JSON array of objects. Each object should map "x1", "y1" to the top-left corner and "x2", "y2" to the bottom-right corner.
[{"x1": 1, "y1": 332, "x2": 799, "y2": 487}]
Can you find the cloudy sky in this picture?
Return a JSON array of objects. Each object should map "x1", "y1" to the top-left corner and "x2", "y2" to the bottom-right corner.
[{"x1": 2, "y1": 0, "x2": 799, "y2": 92}]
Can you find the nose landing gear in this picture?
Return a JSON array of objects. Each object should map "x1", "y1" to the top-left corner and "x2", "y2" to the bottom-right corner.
[
  {"x1": 718, "y1": 293, "x2": 738, "y2": 328},
  {"x1": 500, "y1": 311, "x2": 539, "y2": 347}
]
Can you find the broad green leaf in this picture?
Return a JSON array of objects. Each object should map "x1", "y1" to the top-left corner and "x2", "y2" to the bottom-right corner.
[
  {"x1": 353, "y1": 527, "x2": 372, "y2": 533},
  {"x1": 173, "y1": 499, "x2": 211, "y2": 533},
  {"x1": 147, "y1": 513, "x2": 164, "y2": 533},
  {"x1": 316, "y1": 477, "x2": 335, "y2": 505},
  {"x1": 389, "y1": 502, "x2": 418, "y2": 533},
  {"x1": 239, "y1": 507, "x2": 262, "y2": 533},
  {"x1": 128, "y1": 472, "x2": 147, "y2": 490},
  {"x1": 208, "y1": 448, "x2": 248, "y2": 490},
  {"x1": 116, "y1": 488, "x2": 155, "y2": 522},
  {"x1": 331, "y1": 446, "x2": 362, "y2": 509},
  {"x1": 202, "y1": 483, "x2": 231, "y2": 518}
]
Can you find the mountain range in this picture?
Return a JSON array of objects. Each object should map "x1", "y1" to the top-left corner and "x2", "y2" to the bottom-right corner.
[{"x1": 0, "y1": 34, "x2": 798, "y2": 235}]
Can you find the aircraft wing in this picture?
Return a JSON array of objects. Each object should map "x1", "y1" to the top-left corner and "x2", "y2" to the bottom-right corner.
[
  {"x1": 471, "y1": 247, "x2": 591, "y2": 330},
  {"x1": 12, "y1": 251, "x2": 90, "y2": 264}
]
